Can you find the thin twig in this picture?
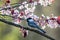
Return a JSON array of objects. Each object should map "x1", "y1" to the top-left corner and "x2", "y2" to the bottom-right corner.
[
  {"x1": 0, "y1": 2, "x2": 29, "y2": 11},
  {"x1": 0, "y1": 14, "x2": 25, "y2": 20}
]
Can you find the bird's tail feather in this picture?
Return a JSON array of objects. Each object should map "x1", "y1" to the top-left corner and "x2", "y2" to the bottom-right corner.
[{"x1": 37, "y1": 27, "x2": 46, "y2": 33}]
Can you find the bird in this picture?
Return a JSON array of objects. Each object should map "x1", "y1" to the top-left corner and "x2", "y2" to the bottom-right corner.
[{"x1": 27, "y1": 18, "x2": 46, "y2": 33}]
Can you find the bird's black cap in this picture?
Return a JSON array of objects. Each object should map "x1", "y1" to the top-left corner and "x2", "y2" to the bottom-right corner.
[{"x1": 27, "y1": 18, "x2": 32, "y2": 22}]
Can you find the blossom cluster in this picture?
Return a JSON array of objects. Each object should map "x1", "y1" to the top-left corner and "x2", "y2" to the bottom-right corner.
[{"x1": 0, "y1": 0, "x2": 55, "y2": 38}]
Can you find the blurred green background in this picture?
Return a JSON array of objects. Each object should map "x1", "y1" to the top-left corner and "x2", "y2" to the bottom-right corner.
[{"x1": 0, "y1": 0, "x2": 60, "y2": 40}]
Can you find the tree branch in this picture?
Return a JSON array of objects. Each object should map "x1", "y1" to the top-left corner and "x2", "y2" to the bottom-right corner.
[{"x1": 0, "y1": 18, "x2": 55, "y2": 40}]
